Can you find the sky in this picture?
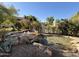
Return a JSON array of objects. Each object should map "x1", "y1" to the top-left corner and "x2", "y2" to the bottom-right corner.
[{"x1": 3, "y1": 2, "x2": 79, "y2": 22}]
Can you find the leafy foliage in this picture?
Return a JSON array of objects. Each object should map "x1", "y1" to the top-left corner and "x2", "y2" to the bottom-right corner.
[{"x1": 0, "y1": 3, "x2": 79, "y2": 36}]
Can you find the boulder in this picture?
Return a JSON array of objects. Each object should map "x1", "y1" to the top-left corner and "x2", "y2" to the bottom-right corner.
[
  {"x1": 10, "y1": 44, "x2": 53, "y2": 57},
  {"x1": 0, "y1": 32, "x2": 48, "y2": 55},
  {"x1": 3, "y1": 32, "x2": 48, "y2": 45},
  {"x1": 31, "y1": 34, "x2": 48, "y2": 45}
]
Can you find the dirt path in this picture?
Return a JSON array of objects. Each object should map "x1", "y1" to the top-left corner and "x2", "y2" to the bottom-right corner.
[{"x1": 69, "y1": 36, "x2": 79, "y2": 41}]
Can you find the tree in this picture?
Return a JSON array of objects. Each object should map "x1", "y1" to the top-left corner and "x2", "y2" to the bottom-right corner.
[
  {"x1": 58, "y1": 19, "x2": 69, "y2": 35},
  {"x1": 46, "y1": 16, "x2": 55, "y2": 33},
  {"x1": 46, "y1": 16, "x2": 54, "y2": 24},
  {"x1": 70, "y1": 12, "x2": 79, "y2": 24},
  {"x1": 24, "y1": 15, "x2": 41, "y2": 32},
  {"x1": 0, "y1": 4, "x2": 18, "y2": 25},
  {"x1": 14, "y1": 21, "x2": 22, "y2": 31},
  {"x1": 69, "y1": 12, "x2": 79, "y2": 36},
  {"x1": 0, "y1": 4, "x2": 9, "y2": 24}
]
